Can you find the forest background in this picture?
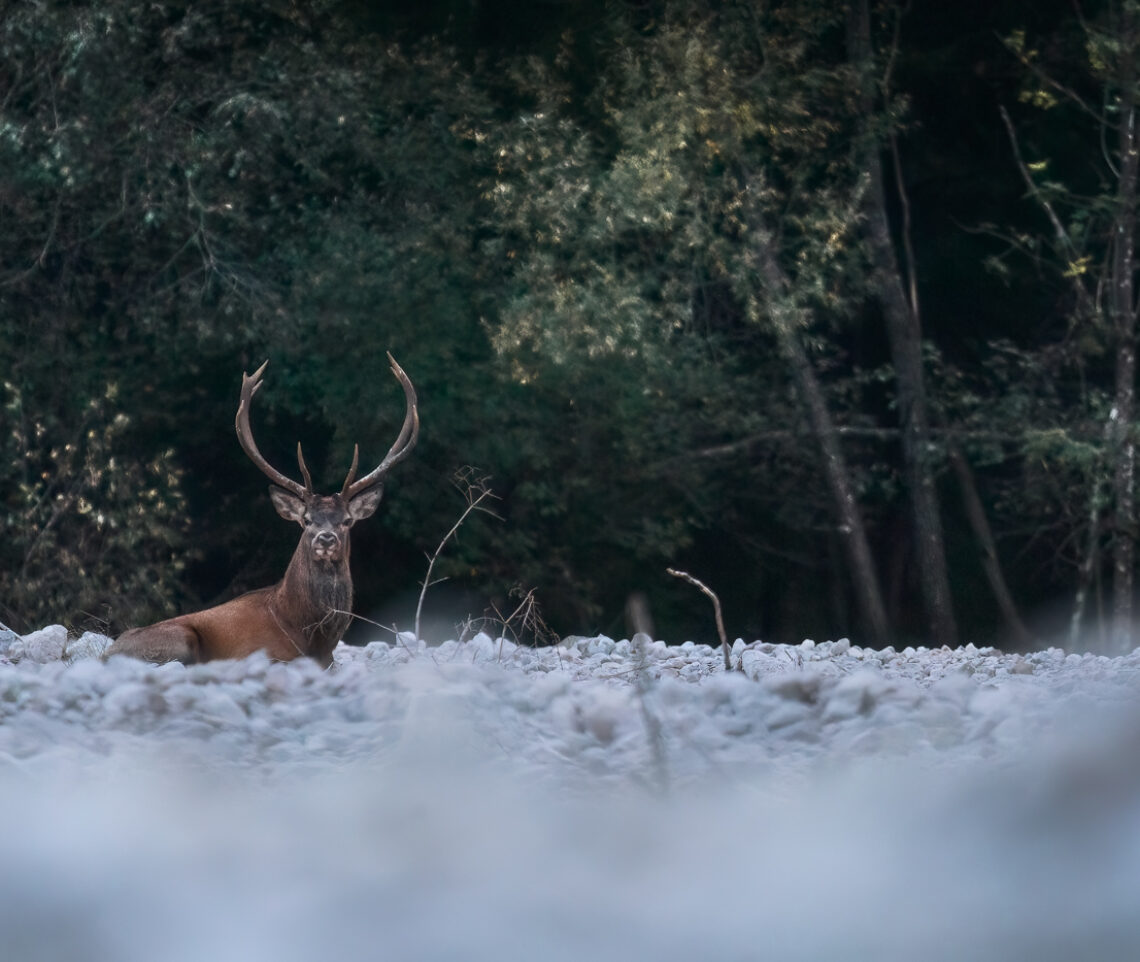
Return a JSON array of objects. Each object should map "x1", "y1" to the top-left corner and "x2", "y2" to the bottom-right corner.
[{"x1": 2, "y1": 0, "x2": 1137, "y2": 653}]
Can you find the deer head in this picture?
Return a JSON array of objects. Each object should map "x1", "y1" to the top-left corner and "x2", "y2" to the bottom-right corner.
[{"x1": 235, "y1": 352, "x2": 419, "y2": 568}]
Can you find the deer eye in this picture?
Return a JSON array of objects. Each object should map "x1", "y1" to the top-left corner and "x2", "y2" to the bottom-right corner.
[{"x1": 302, "y1": 514, "x2": 313, "y2": 525}]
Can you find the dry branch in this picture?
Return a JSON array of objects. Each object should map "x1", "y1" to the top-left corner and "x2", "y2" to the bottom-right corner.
[
  {"x1": 667, "y1": 567, "x2": 731, "y2": 670},
  {"x1": 414, "y1": 468, "x2": 501, "y2": 641}
]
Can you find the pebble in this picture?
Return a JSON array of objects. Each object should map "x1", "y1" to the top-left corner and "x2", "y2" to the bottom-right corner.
[{"x1": 0, "y1": 627, "x2": 1137, "y2": 789}]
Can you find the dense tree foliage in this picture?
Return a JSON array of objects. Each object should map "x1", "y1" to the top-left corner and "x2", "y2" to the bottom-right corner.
[{"x1": 2, "y1": 0, "x2": 1139, "y2": 652}]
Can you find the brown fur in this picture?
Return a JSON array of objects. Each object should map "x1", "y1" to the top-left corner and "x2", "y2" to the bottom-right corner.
[
  {"x1": 108, "y1": 589, "x2": 345, "y2": 668},
  {"x1": 108, "y1": 490, "x2": 377, "y2": 668}
]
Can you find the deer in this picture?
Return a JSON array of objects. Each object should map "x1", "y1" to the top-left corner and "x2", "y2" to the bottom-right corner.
[{"x1": 106, "y1": 353, "x2": 419, "y2": 668}]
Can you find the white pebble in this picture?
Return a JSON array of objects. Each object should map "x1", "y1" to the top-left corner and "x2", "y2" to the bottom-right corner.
[{"x1": 17, "y1": 625, "x2": 68, "y2": 664}]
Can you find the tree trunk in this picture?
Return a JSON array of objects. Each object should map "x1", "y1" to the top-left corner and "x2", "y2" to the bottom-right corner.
[
  {"x1": 848, "y1": 0, "x2": 957, "y2": 647},
  {"x1": 948, "y1": 446, "x2": 1033, "y2": 647},
  {"x1": 752, "y1": 243, "x2": 891, "y2": 647},
  {"x1": 1110, "y1": 7, "x2": 1139, "y2": 653},
  {"x1": 1070, "y1": 469, "x2": 1107, "y2": 651}
]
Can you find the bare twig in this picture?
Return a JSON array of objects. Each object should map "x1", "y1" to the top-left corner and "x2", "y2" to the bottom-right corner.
[
  {"x1": 414, "y1": 468, "x2": 501, "y2": 641},
  {"x1": 457, "y1": 585, "x2": 559, "y2": 654},
  {"x1": 632, "y1": 630, "x2": 668, "y2": 794},
  {"x1": 667, "y1": 567, "x2": 731, "y2": 670},
  {"x1": 499, "y1": 586, "x2": 555, "y2": 646},
  {"x1": 332, "y1": 608, "x2": 434, "y2": 663}
]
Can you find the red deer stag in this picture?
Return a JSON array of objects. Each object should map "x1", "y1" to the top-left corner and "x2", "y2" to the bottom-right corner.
[{"x1": 107, "y1": 353, "x2": 419, "y2": 668}]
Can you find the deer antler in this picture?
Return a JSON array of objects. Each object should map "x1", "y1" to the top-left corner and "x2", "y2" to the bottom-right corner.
[
  {"x1": 342, "y1": 352, "x2": 420, "y2": 499},
  {"x1": 235, "y1": 360, "x2": 312, "y2": 499}
]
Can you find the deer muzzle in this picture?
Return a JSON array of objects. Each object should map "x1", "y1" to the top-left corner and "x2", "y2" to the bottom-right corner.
[{"x1": 311, "y1": 530, "x2": 342, "y2": 561}]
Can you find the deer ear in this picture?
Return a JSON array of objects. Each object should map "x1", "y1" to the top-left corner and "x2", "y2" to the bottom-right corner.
[
  {"x1": 269, "y1": 486, "x2": 306, "y2": 522},
  {"x1": 347, "y1": 484, "x2": 384, "y2": 521}
]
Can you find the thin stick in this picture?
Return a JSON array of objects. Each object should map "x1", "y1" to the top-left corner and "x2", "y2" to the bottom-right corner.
[
  {"x1": 331, "y1": 608, "x2": 430, "y2": 661},
  {"x1": 414, "y1": 470, "x2": 500, "y2": 641},
  {"x1": 633, "y1": 630, "x2": 668, "y2": 794},
  {"x1": 667, "y1": 567, "x2": 731, "y2": 670}
]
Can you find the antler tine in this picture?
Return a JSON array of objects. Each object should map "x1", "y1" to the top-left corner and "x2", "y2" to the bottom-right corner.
[
  {"x1": 342, "y1": 352, "x2": 420, "y2": 499},
  {"x1": 296, "y1": 442, "x2": 314, "y2": 494},
  {"x1": 341, "y1": 443, "x2": 361, "y2": 491},
  {"x1": 234, "y1": 360, "x2": 308, "y2": 499}
]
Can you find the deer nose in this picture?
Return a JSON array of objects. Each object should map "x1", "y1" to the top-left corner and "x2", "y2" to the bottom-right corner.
[{"x1": 314, "y1": 531, "x2": 339, "y2": 549}]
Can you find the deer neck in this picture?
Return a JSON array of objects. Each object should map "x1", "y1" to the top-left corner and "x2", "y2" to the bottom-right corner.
[{"x1": 271, "y1": 542, "x2": 353, "y2": 656}]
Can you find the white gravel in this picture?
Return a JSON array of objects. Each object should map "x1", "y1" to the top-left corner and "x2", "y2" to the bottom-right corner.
[{"x1": 2, "y1": 627, "x2": 1140, "y2": 960}]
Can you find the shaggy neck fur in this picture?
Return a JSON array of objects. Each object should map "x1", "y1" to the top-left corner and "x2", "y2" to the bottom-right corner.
[{"x1": 273, "y1": 540, "x2": 353, "y2": 657}]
